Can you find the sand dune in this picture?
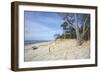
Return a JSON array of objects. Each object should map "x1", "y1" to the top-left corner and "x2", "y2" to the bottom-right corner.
[{"x1": 24, "y1": 39, "x2": 90, "y2": 61}]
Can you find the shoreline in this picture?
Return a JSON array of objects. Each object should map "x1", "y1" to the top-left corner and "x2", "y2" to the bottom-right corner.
[
  {"x1": 24, "y1": 39, "x2": 90, "y2": 61},
  {"x1": 24, "y1": 41, "x2": 53, "y2": 49}
]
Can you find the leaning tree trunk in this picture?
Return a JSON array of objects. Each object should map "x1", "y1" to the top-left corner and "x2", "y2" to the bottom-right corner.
[
  {"x1": 74, "y1": 14, "x2": 83, "y2": 45},
  {"x1": 75, "y1": 28, "x2": 82, "y2": 45},
  {"x1": 65, "y1": 14, "x2": 89, "y2": 45}
]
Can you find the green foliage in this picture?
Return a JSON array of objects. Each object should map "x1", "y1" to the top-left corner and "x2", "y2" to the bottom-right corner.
[
  {"x1": 61, "y1": 22, "x2": 68, "y2": 29},
  {"x1": 55, "y1": 13, "x2": 90, "y2": 45}
]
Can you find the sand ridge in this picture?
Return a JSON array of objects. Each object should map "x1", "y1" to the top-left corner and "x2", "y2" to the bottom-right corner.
[{"x1": 24, "y1": 39, "x2": 90, "y2": 61}]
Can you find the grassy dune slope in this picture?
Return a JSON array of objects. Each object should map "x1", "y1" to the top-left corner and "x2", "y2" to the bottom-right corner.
[{"x1": 24, "y1": 39, "x2": 90, "y2": 61}]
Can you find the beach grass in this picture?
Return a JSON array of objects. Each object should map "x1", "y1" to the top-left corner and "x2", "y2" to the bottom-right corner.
[{"x1": 24, "y1": 39, "x2": 90, "y2": 61}]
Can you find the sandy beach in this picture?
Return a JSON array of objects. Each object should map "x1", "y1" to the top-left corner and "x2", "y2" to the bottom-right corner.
[{"x1": 24, "y1": 39, "x2": 90, "y2": 62}]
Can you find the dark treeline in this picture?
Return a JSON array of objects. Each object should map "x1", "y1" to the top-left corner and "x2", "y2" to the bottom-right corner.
[{"x1": 55, "y1": 13, "x2": 90, "y2": 45}]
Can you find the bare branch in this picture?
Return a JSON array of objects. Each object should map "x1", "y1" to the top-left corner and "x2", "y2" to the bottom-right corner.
[
  {"x1": 81, "y1": 27, "x2": 89, "y2": 39},
  {"x1": 74, "y1": 14, "x2": 78, "y2": 28},
  {"x1": 83, "y1": 15, "x2": 89, "y2": 32},
  {"x1": 65, "y1": 15, "x2": 76, "y2": 29}
]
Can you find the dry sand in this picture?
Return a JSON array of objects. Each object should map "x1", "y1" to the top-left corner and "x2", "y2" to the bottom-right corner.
[{"x1": 24, "y1": 39, "x2": 90, "y2": 61}]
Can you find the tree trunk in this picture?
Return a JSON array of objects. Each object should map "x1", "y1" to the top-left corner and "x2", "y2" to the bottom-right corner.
[
  {"x1": 65, "y1": 14, "x2": 89, "y2": 45},
  {"x1": 75, "y1": 27, "x2": 82, "y2": 45}
]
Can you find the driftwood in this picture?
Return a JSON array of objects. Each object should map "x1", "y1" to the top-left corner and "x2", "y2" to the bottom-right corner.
[{"x1": 32, "y1": 46, "x2": 38, "y2": 50}]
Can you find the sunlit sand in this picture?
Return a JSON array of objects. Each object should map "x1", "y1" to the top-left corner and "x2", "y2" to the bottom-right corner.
[{"x1": 24, "y1": 39, "x2": 90, "y2": 61}]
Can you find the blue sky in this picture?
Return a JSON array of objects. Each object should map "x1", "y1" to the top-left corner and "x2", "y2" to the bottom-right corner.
[
  {"x1": 24, "y1": 11, "x2": 64, "y2": 41},
  {"x1": 24, "y1": 11, "x2": 90, "y2": 41}
]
